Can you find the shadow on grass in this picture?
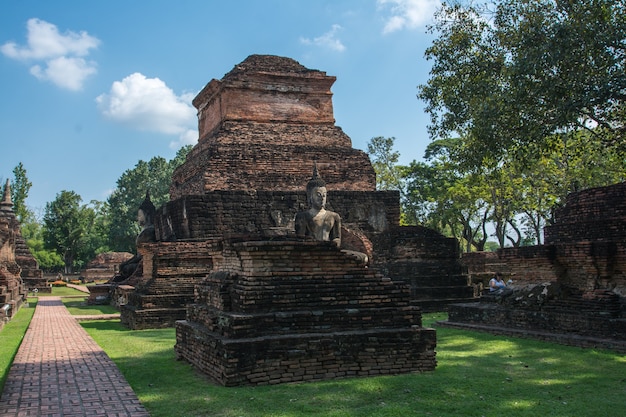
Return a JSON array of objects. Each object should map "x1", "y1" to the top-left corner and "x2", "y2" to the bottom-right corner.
[{"x1": 82, "y1": 320, "x2": 626, "y2": 417}]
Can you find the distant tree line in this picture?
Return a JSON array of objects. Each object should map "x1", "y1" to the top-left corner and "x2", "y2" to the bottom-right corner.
[{"x1": 3, "y1": 146, "x2": 191, "y2": 274}]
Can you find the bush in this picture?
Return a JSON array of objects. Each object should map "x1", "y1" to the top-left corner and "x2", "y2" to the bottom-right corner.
[{"x1": 50, "y1": 280, "x2": 67, "y2": 287}]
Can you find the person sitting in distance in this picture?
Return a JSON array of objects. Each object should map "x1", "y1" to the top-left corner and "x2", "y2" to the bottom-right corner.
[{"x1": 489, "y1": 272, "x2": 507, "y2": 292}]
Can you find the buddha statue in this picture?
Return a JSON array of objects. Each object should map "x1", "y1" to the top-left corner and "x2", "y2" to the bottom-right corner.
[
  {"x1": 114, "y1": 191, "x2": 156, "y2": 281},
  {"x1": 295, "y1": 165, "x2": 342, "y2": 247}
]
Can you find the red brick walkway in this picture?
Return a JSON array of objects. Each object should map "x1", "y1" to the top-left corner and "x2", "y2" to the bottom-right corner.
[{"x1": 0, "y1": 297, "x2": 150, "y2": 417}]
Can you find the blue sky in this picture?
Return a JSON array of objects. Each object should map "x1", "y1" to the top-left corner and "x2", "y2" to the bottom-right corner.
[{"x1": 0, "y1": 0, "x2": 440, "y2": 213}]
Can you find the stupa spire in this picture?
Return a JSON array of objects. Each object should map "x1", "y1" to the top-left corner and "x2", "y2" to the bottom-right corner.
[{"x1": 1, "y1": 179, "x2": 13, "y2": 211}]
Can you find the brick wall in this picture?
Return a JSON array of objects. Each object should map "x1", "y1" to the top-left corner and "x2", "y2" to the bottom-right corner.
[
  {"x1": 450, "y1": 182, "x2": 626, "y2": 349},
  {"x1": 175, "y1": 239, "x2": 437, "y2": 386}
]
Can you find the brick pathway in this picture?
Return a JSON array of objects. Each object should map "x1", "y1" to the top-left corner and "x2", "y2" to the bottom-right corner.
[{"x1": 0, "y1": 297, "x2": 150, "y2": 417}]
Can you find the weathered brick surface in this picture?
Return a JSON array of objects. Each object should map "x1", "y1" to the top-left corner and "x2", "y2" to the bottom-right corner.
[
  {"x1": 81, "y1": 251, "x2": 132, "y2": 282},
  {"x1": 545, "y1": 182, "x2": 626, "y2": 243},
  {"x1": 120, "y1": 241, "x2": 219, "y2": 329},
  {"x1": 373, "y1": 226, "x2": 473, "y2": 310},
  {"x1": 156, "y1": 190, "x2": 398, "y2": 240},
  {"x1": 452, "y1": 182, "x2": 626, "y2": 349},
  {"x1": 175, "y1": 239, "x2": 437, "y2": 386},
  {"x1": 172, "y1": 55, "x2": 376, "y2": 199},
  {"x1": 123, "y1": 55, "x2": 474, "y2": 332},
  {"x1": 193, "y1": 55, "x2": 337, "y2": 139},
  {"x1": 1, "y1": 183, "x2": 40, "y2": 329}
]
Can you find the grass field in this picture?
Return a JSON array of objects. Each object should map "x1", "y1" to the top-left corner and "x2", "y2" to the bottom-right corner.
[
  {"x1": 2, "y1": 297, "x2": 625, "y2": 416},
  {"x1": 81, "y1": 312, "x2": 626, "y2": 417},
  {"x1": 0, "y1": 298, "x2": 36, "y2": 391}
]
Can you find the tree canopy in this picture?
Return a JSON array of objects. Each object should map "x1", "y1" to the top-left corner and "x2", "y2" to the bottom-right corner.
[
  {"x1": 43, "y1": 190, "x2": 88, "y2": 274},
  {"x1": 107, "y1": 145, "x2": 191, "y2": 252},
  {"x1": 418, "y1": 0, "x2": 626, "y2": 167}
]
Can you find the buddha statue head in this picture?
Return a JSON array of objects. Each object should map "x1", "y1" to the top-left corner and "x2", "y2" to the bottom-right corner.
[
  {"x1": 138, "y1": 191, "x2": 156, "y2": 228},
  {"x1": 306, "y1": 164, "x2": 327, "y2": 210}
]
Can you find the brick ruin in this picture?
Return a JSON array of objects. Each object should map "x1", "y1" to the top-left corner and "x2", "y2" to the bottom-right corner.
[
  {"x1": 0, "y1": 181, "x2": 47, "y2": 296},
  {"x1": 175, "y1": 239, "x2": 436, "y2": 386},
  {"x1": 448, "y1": 182, "x2": 626, "y2": 351},
  {"x1": 81, "y1": 252, "x2": 132, "y2": 283},
  {"x1": 118, "y1": 54, "x2": 472, "y2": 332},
  {"x1": 0, "y1": 180, "x2": 45, "y2": 329},
  {"x1": 112, "y1": 54, "x2": 474, "y2": 385}
]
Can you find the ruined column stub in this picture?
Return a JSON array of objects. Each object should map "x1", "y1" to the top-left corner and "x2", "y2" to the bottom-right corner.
[{"x1": 171, "y1": 54, "x2": 376, "y2": 197}]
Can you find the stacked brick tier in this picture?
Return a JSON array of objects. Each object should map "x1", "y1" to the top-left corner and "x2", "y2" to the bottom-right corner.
[
  {"x1": 0, "y1": 259, "x2": 24, "y2": 326},
  {"x1": 373, "y1": 226, "x2": 473, "y2": 311},
  {"x1": 156, "y1": 190, "x2": 398, "y2": 241},
  {"x1": 175, "y1": 239, "x2": 437, "y2": 386},
  {"x1": 545, "y1": 182, "x2": 626, "y2": 243},
  {"x1": 1, "y1": 183, "x2": 39, "y2": 326},
  {"x1": 0, "y1": 218, "x2": 26, "y2": 327},
  {"x1": 171, "y1": 54, "x2": 375, "y2": 199},
  {"x1": 0, "y1": 192, "x2": 46, "y2": 295},
  {"x1": 445, "y1": 286, "x2": 626, "y2": 352},
  {"x1": 120, "y1": 240, "x2": 219, "y2": 329},
  {"x1": 124, "y1": 54, "x2": 476, "y2": 334},
  {"x1": 171, "y1": 122, "x2": 375, "y2": 198}
]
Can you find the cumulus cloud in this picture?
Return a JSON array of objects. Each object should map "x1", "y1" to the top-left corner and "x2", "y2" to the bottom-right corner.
[
  {"x1": 96, "y1": 72, "x2": 198, "y2": 148},
  {"x1": 377, "y1": 0, "x2": 440, "y2": 33},
  {"x1": 300, "y1": 24, "x2": 346, "y2": 52},
  {"x1": 1, "y1": 18, "x2": 100, "y2": 91}
]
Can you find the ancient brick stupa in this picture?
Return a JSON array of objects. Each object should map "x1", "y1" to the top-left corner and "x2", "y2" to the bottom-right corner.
[
  {"x1": 1, "y1": 179, "x2": 46, "y2": 329},
  {"x1": 0, "y1": 180, "x2": 47, "y2": 296},
  {"x1": 446, "y1": 182, "x2": 626, "y2": 351},
  {"x1": 117, "y1": 54, "x2": 458, "y2": 385},
  {"x1": 121, "y1": 54, "x2": 471, "y2": 331}
]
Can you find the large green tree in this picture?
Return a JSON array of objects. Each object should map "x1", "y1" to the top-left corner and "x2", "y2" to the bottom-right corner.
[
  {"x1": 21, "y1": 221, "x2": 64, "y2": 271},
  {"x1": 366, "y1": 136, "x2": 405, "y2": 191},
  {"x1": 107, "y1": 145, "x2": 191, "y2": 252},
  {"x1": 10, "y1": 163, "x2": 33, "y2": 223},
  {"x1": 43, "y1": 191, "x2": 89, "y2": 273},
  {"x1": 418, "y1": 0, "x2": 626, "y2": 167}
]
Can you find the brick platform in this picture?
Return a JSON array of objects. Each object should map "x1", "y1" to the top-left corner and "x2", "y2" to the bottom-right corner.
[{"x1": 0, "y1": 297, "x2": 149, "y2": 417}]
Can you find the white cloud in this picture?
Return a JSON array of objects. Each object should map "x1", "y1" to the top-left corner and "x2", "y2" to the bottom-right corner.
[
  {"x1": 1, "y1": 18, "x2": 100, "y2": 90},
  {"x1": 300, "y1": 24, "x2": 346, "y2": 52},
  {"x1": 96, "y1": 72, "x2": 198, "y2": 148},
  {"x1": 30, "y1": 56, "x2": 97, "y2": 91},
  {"x1": 377, "y1": 0, "x2": 440, "y2": 33}
]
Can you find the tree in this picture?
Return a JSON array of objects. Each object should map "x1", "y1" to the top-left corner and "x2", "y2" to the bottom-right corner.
[
  {"x1": 107, "y1": 145, "x2": 192, "y2": 252},
  {"x1": 43, "y1": 190, "x2": 88, "y2": 274},
  {"x1": 403, "y1": 138, "x2": 493, "y2": 251},
  {"x1": 21, "y1": 221, "x2": 64, "y2": 271},
  {"x1": 10, "y1": 163, "x2": 33, "y2": 223},
  {"x1": 366, "y1": 137, "x2": 405, "y2": 191},
  {"x1": 418, "y1": 0, "x2": 626, "y2": 167},
  {"x1": 72, "y1": 200, "x2": 111, "y2": 271}
]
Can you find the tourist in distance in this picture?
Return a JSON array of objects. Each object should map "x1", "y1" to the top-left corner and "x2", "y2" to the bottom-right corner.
[{"x1": 489, "y1": 272, "x2": 507, "y2": 292}]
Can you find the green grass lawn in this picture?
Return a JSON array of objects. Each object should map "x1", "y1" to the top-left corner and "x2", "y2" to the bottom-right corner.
[
  {"x1": 50, "y1": 286, "x2": 89, "y2": 297},
  {"x1": 79, "y1": 312, "x2": 626, "y2": 417},
  {"x1": 0, "y1": 298, "x2": 36, "y2": 392},
  {"x1": 61, "y1": 297, "x2": 119, "y2": 315}
]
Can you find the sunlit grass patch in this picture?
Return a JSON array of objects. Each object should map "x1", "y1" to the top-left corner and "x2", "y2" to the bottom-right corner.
[{"x1": 75, "y1": 315, "x2": 626, "y2": 417}]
